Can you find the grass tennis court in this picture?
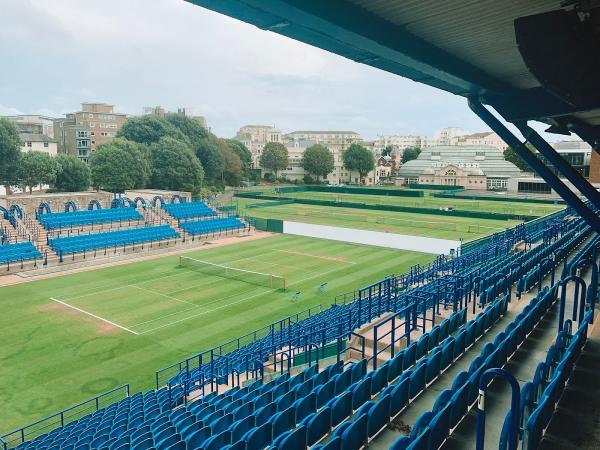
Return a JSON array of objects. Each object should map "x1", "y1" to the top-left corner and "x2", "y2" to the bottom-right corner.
[
  {"x1": 243, "y1": 188, "x2": 564, "y2": 216},
  {"x1": 0, "y1": 234, "x2": 432, "y2": 431},
  {"x1": 237, "y1": 198, "x2": 521, "y2": 241}
]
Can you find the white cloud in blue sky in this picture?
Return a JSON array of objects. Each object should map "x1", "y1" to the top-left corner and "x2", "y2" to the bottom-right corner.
[{"x1": 0, "y1": 0, "x2": 556, "y2": 141}]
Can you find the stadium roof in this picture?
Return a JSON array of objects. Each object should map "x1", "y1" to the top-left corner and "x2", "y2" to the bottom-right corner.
[
  {"x1": 187, "y1": 0, "x2": 600, "y2": 137},
  {"x1": 397, "y1": 145, "x2": 522, "y2": 179}
]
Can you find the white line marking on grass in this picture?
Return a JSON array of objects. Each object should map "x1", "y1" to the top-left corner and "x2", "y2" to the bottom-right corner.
[
  {"x1": 132, "y1": 285, "x2": 197, "y2": 306},
  {"x1": 271, "y1": 249, "x2": 356, "y2": 264},
  {"x1": 138, "y1": 265, "x2": 346, "y2": 334},
  {"x1": 50, "y1": 297, "x2": 140, "y2": 335}
]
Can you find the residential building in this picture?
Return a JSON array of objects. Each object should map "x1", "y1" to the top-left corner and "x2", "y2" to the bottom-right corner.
[
  {"x1": 435, "y1": 127, "x2": 468, "y2": 145},
  {"x1": 234, "y1": 125, "x2": 282, "y2": 168},
  {"x1": 4, "y1": 115, "x2": 56, "y2": 138},
  {"x1": 459, "y1": 131, "x2": 508, "y2": 151},
  {"x1": 142, "y1": 106, "x2": 207, "y2": 129},
  {"x1": 396, "y1": 145, "x2": 522, "y2": 190},
  {"x1": 20, "y1": 133, "x2": 58, "y2": 156},
  {"x1": 53, "y1": 103, "x2": 127, "y2": 163},
  {"x1": 373, "y1": 135, "x2": 427, "y2": 153}
]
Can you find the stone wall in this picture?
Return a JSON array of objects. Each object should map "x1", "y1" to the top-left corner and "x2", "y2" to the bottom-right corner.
[{"x1": 0, "y1": 191, "x2": 113, "y2": 216}]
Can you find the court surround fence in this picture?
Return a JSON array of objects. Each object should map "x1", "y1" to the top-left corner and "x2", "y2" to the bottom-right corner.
[{"x1": 235, "y1": 192, "x2": 537, "y2": 221}]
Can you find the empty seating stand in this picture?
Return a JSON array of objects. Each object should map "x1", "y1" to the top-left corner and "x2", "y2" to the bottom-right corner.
[
  {"x1": 181, "y1": 217, "x2": 245, "y2": 236},
  {"x1": 38, "y1": 207, "x2": 143, "y2": 230},
  {"x1": 0, "y1": 242, "x2": 41, "y2": 264},
  {"x1": 48, "y1": 225, "x2": 179, "y2": 255},
  {"x1": 162, "y1": 201, "x2": 216, "y2": 220}
]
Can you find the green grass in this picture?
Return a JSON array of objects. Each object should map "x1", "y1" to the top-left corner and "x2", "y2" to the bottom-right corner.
[
  {"x1": 243, "y1": 188, "x2": 564, "y2": 216},
  {"x1": 237, "y1": 198, "x2": 521, "y2": 241},
  {"x1": 0, "y1": 234, "x2": 433, "y2": 432}
]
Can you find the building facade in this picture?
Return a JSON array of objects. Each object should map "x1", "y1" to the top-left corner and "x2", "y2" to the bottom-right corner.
[
  {"x1": 20, "y1": 133, "x2": 58, "y2": 155},
  {"x1": 373, "y1": 135, "x2": 427, "y2": 154},
  {"x1": 54, "y1": 103, "x2": 127, "y2": 163},
  {"x1": 459, "y1": 131, "x2": 508, "y2": 151},
  {"x1": 396, "y1": 145, "x2": 522, "y2": 190},
  {"x1": 234, "y1": 125, "x2": 283, "y2": 168},
  {"x1": 4, "y1": 115, "x2": 56, "y2": 138}
]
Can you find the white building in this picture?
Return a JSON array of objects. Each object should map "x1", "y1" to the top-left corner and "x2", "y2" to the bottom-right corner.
[
  {"x1": 234, "y1": 125, "x2": 282, "y2": 168},
  {"x1": 460, "y1": 131, "x2": 508, "y2": 151},
  {"x1": 21, "y1": 133, "x2": 58, "y2": 155},
  {"x1": 435, "y1": 127, "x2": 468, "y2": 145},
  {"x1": 4, "y1": 115, "x2": 55, "y2": 138},
  {"x1": 373, "y1": 135, "x2": 427, "y2": 153}
]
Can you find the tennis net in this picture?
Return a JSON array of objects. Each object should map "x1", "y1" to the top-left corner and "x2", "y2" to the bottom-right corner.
[{"x1": 179, "y1": 256, "x2": 286, "y2": 290}]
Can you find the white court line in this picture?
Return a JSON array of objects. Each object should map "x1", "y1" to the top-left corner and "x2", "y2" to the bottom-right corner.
[
  {"x1": 138, "y1": 264, "x2": 346, "y2": 334},
  {"x1": 271, "y1": 249, "x2": 357, "y2": 264},
  {"x1": 132, "y1": 285, "x2": 197, "y2": 306},
  {"x1": 50, "y1": 297, "x2": 140, "y2": 335}
]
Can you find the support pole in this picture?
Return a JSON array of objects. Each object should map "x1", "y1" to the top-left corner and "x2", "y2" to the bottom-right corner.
[
  {"x1": 515, "y1": 122, "x2": 600, "y2": 210},
  {"x1": 468, "y1": 98, "x2": 600, "y2": 236}
]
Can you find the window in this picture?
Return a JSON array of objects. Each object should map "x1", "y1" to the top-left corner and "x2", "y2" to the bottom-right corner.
[
  {"x1": 90, "y1": 132, "x2": 95, "y2": 136},
  {"x1": 43, "y1": 142, "x2": 49, "y2": 148},
  {"x1": 88, "y1": 113, "x2": 94, "y2": 118},
  {"x1": 76, "y1": 130, "x2": 90, "y2": 138},
  {"x1": 432, "y1": 151, "x2": 440, "y2": 156},
  {"x1": 475, "y1": 152, "x2": 485, "y2": 157},
  {"x1": 26, "y1": 142, "x2": 32, "y2": 147},
  {"x1": 518, "y1": 181, "x2": 551, "y2": 194},
  {"x1": 445, "y1": 169, "x2": 456, "y2": 176},
  {"x1": 98, "y1": 114, "x2": 115, "y2": 120},
  {"x1": 89, "y1": 122, "x2": 95, "y2": 128}
]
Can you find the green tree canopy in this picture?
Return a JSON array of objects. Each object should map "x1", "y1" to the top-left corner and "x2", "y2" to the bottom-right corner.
[
  {"x1": 149, "y1": 137, "x2": 204, "y2": 194},
  {"x1": 259, "y1": 142, "x2": 289, "y2": 177},
  {"x1": 215, "y1": 139, "x2": 243, "y2": 186},
  {"x1": 301, "y1": 144, "x2": 334, "y2": 180},
  {"x1": 195, "y1": 135, "x2": 225, "y2": 184},
  {"x1": 0, "y1": 118, "x2": 22, "y2": 184},
  {"x1": 117, "y1": 115, "x2": 186, "y2": 145},
  {"x1": 401, "y1": 147, "x2": 421, "y2": 164},
  {"x1": 225, "y1": 139, "x2": 252, "y2": 175},
  {"x1": 17, "y1": 152, "x2": 60, "y2": 193},
  {"x1": 91, "y1": 138, "x2": 151, "y2": 193},
  {"x1": 382, "y1": 145, "x2": 394, "y2": 157},
  {"x1": 164, "y1": 113, "x2": 209, "y2": 147},
  {"x1": 342, "y1": 143, "x2": 375, "y2": 182},
  {"x1": 53, "y1": 155, "x2": 91, "y2": 192},
  {"x1": 504, "y1": 146, "x2": 533, "y2": 172}
]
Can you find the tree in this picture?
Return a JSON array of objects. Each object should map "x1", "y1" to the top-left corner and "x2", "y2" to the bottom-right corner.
[
  {"x1": 301, "y1": 144, "x2": 334, "y2": 180},
  {"x1": 401, "y1": 147, "x2": 421, "y2": 164},
  {"x1": 17, "y1": 152, "x2": 60, "y2": 193},
  {"x1": 164, "y1": 113, "x2": 208, "y2": 147},
  {"x1": 259, "y1": 142, "x2": 288, "y2": 178},
  {"x1": 91, "y1": 138, "x2": 151, "y2": 193},
  {"x1": 225, "y1": 139, "x2": 252, "y2": 175},
  {"x1": 149, "y1": 137, "x2": 204, "y2": 194},
  {"x1": 53, "y1": 155, "x2": 91, "y2": 192},
  {"x1": 0, "y1": 118, "x2": 22, "y2": 185},
  {"x1": 382, "y1": 145, "x2": 394, "y2": 157},
  {"x1": 504, "y1": 146, "x2": 533, "y2": 172},
  {"x1": 216, "y1": 139, "x2": 243, "y2": 186},
  {"x1": 342, "y1": 143, "x2": 375, "y2": 183},
  {"x1": 195, "y1": 135, "x2": 225, "y2": 185},
  {"x1": 117, "y1": 115, "x2": 186, "y2": 145}
]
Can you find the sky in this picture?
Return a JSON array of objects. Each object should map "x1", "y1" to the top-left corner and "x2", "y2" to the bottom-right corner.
[{"x1": 0, "y1": 0, "x2": 560, "y2": 141}]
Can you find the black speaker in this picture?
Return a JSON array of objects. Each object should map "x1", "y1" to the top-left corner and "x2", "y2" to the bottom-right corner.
[{"x1": 515, "y1": 9, "x2": 600, "y2": 107}]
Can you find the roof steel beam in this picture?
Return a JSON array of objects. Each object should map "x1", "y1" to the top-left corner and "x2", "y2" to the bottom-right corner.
[
  {"x1": 515, "y1": 122, "x2": 600, "y2": 211},
  {"x1": 468, "y1": 98, "x2": 600, "y2": 235}
]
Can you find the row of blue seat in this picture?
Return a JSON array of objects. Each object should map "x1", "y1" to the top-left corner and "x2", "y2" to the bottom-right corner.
[
  {"x1": 38, "y1": 208, "x2": 142, "y2": 230},
  {"x1": 389, "y1": 283, "x2": 559, "y2": 450},
  {"x1": 48, "y1": 225, "x2": 179, "y2": 254},
  {"x1": 502, "y1": 310, "x2": 592, "y2": 450},
  {"x1": 0, "y1": 241, "x2": 41, "y2": 264},
  {"x1": 162, "y1": 202, "x2": 216, "y2": 220},
  {"x1": 180, "y1": 217, "x2": 246, "y2": 236}
]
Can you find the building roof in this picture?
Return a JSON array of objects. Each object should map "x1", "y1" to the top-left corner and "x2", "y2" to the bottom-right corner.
[
  {"x1": 20, "y1": 133, "x2": 56, "y2": 143},
  {"x1": 397, "y1": 145, "x2": 521, "y2": 178},
  {"x1": 188, "y1": 1, "x2": 600, "y2": 137}
]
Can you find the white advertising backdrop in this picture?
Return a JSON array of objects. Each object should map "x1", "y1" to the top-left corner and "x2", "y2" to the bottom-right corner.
[{"x1": 282, "y1": 221, "x2": 460, "y2": 255}]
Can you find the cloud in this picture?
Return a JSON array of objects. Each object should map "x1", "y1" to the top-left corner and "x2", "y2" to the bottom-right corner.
[{"x1": 0, "y1": 0, "x2": 564, "y2": 143}]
